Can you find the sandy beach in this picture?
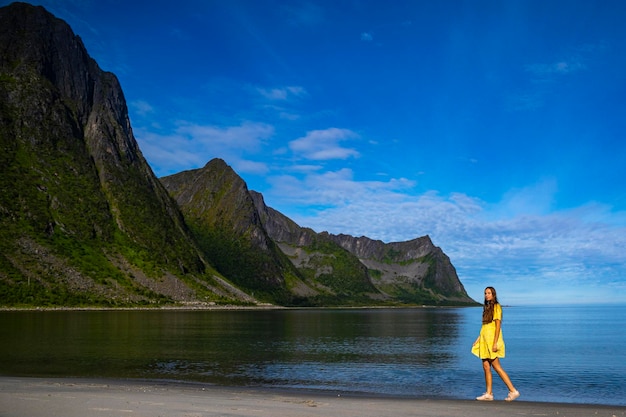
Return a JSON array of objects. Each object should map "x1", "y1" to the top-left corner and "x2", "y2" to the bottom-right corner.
[{"x1": 1, "y1": 377, "x2": 624, "y2": 417}]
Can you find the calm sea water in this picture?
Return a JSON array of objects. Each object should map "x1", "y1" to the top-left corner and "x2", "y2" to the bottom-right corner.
[{"x1": 0, "y1": 305, "x2": 624, "y2": 406}]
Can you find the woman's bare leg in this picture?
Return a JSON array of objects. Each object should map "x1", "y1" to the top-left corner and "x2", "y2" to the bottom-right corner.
[
  {"x1": 482, "y1": 359, "x2": 493, "y2": 394},
  {"x1": 490, "y1": 358, "x2": 516, "y2": 392}
]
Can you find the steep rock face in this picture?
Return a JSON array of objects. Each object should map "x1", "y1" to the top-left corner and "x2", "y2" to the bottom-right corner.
[{"x1": 0, "y1": 3, "x2": 248, "y2": 306}]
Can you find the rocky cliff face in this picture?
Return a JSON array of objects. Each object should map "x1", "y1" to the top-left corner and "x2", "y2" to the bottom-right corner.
[
  {"x1": 0, "y1": 3, "x2": 250, "y2": 306},
  {"x1": 323, "y1": 234, "x2": 470, "y2": 302},
  {"x1": 250, "y1": 191, "x2": 317, "y2": 246}
]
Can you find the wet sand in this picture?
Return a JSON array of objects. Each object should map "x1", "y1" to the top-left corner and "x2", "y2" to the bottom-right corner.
[{"x1": 1, "y1": 377, "x2": 624, "y2": 417}]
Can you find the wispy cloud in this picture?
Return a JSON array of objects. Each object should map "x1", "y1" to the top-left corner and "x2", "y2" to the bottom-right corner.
[
  {"x1": 129, "y1": 100, "x2": 155, "y2": 116},
  {"x1": 135, "y1": 121, "x2": 274, "y2": 176},
  {"x1": 254, "y1": 85, "x2": 308, "y2": 121},
  {"x1": 508, "y1": 52, "x2": 588, "y2": 111},
  {"x1": 267, "y1": 168, "x2": 415, "y2": 208},
  {"x1": 175, "y1": 122, "x2": 273, "y2": 150},
  {"x1": 289, "y1": 128, "x2": 360, "y2": 160},
  {"x1": 524, "y1": 46, "x2": 592, "y2": 82},
  {"x1": 361, "y1": 32, "x2": 373, "y2": 41},
  {"x1": 257, "y1": 86, "x2": 307, "y2": 101},
  {"x1": 288, "y1": 164, "x2": 325, "y2": 174},
  {"x1": 525, "y1": 59, "x2": 586, "y2": 76}
]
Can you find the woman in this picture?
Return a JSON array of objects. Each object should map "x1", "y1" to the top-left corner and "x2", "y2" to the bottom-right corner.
[{"x1": 471, "y1": 286, "x2": 520, "y2": 401}]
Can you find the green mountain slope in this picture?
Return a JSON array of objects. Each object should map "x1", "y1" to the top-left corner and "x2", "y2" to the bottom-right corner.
[
  {"x1": 160, "y1": 159, "x2": 307, "y2": 304},
  {"x1": 0, "y1": 3, "x2": 250, "y2": 307},
  {"x1": 161, "y1": 160, "x2": 387, "y2": 306}
]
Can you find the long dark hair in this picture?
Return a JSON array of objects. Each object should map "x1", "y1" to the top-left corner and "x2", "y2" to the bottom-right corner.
[{"x1": 482, "y1": 286, "x2": 500, "y2": 324}]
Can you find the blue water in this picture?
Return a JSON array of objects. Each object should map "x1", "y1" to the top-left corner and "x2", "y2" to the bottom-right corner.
[{"x1": 0, "y1": 305, "x2": 624, "y2": 406}]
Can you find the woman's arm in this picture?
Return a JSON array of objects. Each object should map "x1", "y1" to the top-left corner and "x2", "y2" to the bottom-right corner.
[{"x1": 493, "y1": 319, "x2": 501, "y2": 352}]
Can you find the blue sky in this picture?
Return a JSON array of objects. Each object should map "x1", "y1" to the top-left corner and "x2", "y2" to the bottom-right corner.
[{"x1": 6, "y1": 0, "x2": 626, "y2": 305}]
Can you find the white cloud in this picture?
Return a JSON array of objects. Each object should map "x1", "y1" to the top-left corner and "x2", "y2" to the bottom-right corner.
[
  {"x1": 175, "y1": 121, "x2": 274, "y2": 151},
  {"x1": 361, "y1": 32, "x2": 373, "y2": 41},
  {"x1": 232, "y1": 159, "x2": 269, "y2": 175},
  {"x1": 289, "y1": 128, "x2": 360, "y2": 160},
  {"x1": 268, "y1": 168, "x2": 414, "y2": 208},
  {"x1": 134, "y1": 121, "x2": 274, "y2": 176},
  {"x1": 278, "y1": 111, "x2": 301, "y2": 121},
  {"x1": 257, "y1": 86, "x2": 307, "y2": 101},
  {"x1": 288, "y1": 164, "x2": 325, "y2": 173}
]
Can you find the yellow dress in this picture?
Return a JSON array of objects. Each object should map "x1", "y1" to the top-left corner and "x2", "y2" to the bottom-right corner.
[{"x1": 471, "y1": 303, "x2": 506, "y2": 359}]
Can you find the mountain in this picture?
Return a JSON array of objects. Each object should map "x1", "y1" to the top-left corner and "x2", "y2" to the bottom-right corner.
[
  {"x1": 0, "y1": 2, "x2": 252, "y2": 307},
  {"x1": 250, "y1": 190, "x2": 475, "y2": 305},
  {"x1": 162, "y1": 160, "x2": 475, "y2": 306},
  {"x1": 160, "y1": 159, "x2": 308, "y2": 304},
  {"x1": 0, "y1": 2, "x2": 476, "y2": 308}
]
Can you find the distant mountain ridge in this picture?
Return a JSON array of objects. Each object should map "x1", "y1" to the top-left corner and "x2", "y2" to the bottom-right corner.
[
  {"x1": 249, "y1": 188, "x2": 473, "y2": 305},
  {"x1": 0, "y1": 2, "x2": 476, "y2": 307}
]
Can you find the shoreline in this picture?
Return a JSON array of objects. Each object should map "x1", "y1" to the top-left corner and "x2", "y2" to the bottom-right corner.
[
  {"x1": 1, "y1": 377, "x2": 625, "y2": 417},
  {"x1": 0, "y1": 304, "x2": 478, "y2": 312}
]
